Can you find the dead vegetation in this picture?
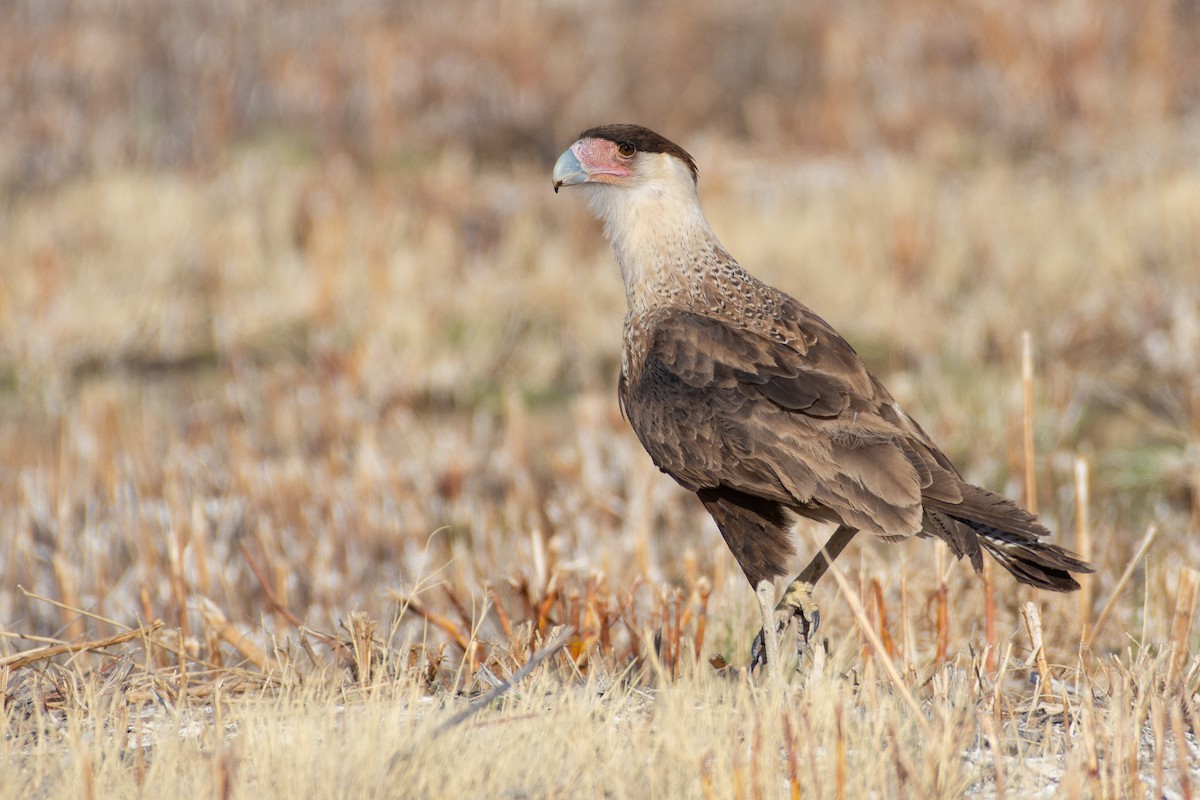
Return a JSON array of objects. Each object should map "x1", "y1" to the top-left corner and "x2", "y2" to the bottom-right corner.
[{"x1": 2, "y1": 1, "x2": 1200, "y2": 797}]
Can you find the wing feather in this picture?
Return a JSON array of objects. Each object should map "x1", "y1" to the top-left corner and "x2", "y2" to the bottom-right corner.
[{"x1": 621, "y1": 308, "x2": 929, "y2": 539}]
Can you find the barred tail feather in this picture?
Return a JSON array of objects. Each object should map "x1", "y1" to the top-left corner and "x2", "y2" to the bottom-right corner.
[
  {"x1": 924, "y1": 484, "x2": 1094, "y2": 592},
  {"x1": 972, "y1": 522, "x2": 1092, "y2": 591}
]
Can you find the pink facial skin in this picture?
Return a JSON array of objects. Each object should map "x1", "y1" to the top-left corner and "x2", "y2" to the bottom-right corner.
[{"x1": 571, "y1": 137, "x2": 635, "y2": 185}]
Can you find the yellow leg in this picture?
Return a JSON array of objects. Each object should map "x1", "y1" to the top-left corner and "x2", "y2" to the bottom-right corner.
[
  {"x1": 751, "y1": 525, "x2": 859, "y2": 671},
  {"x1": 754, "y1": 579, "x2": 781, "y2": 677}
]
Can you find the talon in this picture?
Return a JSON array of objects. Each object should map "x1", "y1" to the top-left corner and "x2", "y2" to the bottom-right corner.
[
  {"x1": 795, "y1": 608, "x2": 820, "y2": 660},
  {"x1": 779, "y1": 580, "x2": 820, "y2": 666},
  {"x1": 749, "y1": 579, "x2": 823, "y2": 674},
  {"x1": 750, "y1": 617, "x2": 790, "y2": 673},
  {"x1": 746, "y1": 525, "x2": 851, "y2": 673},
  {"x1": 750, "y1": 630, "x2": 766, "y2": 672}
]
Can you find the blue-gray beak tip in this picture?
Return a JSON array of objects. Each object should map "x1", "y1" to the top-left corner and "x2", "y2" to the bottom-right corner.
[{"x1": 552, "y1": 147, "x2": 587, "y2": 193}]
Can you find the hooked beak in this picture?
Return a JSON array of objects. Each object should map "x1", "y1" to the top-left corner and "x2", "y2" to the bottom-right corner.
[{"x1": 552, "y1": 145, "x2": 588, "y2": 193}]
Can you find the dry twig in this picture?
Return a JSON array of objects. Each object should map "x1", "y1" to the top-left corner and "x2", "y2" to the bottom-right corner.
[{"x1": 0, "y1": 622, "x2": 163, "y2": 670}]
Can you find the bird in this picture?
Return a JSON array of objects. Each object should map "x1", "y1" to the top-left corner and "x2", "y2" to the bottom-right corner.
[{"x1": 552, "y1": 124, "x2": 1093, "y2": 675}]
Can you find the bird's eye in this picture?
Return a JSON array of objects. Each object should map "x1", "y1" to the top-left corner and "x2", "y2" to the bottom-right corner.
[{"x1": 617, "y1": 142, "x2": 636, "y2": 157}]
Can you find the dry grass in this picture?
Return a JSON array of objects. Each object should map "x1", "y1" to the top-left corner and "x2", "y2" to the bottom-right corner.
[
  {"x1": 4, "y1": 0, "x2": 1200, "y2": 191},
  {"x1": 3, "y1": 1, "x2": 1200, "y2": 797}
]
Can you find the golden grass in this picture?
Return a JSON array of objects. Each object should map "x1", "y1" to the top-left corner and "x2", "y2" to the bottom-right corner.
[
  {"x1": 3, "y1": 1, "x2": 1200, "y2": 796},
  {"x1": 2, "y1": 138, "x2": 1198, "y2": 795}
]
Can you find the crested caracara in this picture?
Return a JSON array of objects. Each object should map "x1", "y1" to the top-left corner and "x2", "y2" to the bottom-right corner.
[{"x1": 553, "y1": 124, "x2": 1092, "y2": 675}]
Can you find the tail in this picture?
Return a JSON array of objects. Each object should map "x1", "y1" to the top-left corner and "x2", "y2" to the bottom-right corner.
[
  {"x1": 971, "y1": 521, "x2": 1092, "y2": 591},
  {"x1": 923, "y1": 484, "x2": 1094, "y2": 592}
]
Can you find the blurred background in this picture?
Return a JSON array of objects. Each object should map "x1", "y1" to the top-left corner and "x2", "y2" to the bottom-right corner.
[
  {"x1": 1, "y1": 0, "x2": 1198, "y2": 666},
  {"x1": 4, "y1": 0, "x2": 1199, "y2": 187}
]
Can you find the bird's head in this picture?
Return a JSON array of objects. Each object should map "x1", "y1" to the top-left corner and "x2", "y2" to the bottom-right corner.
[
  {"x1": 553, "y1": 124, "x2": 704, "y2": 250},
  {"x1": 553, "y1": 124, "x2": 697, "y2": 195}
]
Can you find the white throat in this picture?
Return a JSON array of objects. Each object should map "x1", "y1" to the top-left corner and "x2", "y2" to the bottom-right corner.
[{"x1": 580, "y1": 153, "x2": 718, "y2": 314}]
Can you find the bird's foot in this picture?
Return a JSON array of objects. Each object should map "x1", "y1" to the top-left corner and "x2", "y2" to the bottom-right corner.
[{"x1": 750, "y1": 580, "x2": 820, "y2": 673}]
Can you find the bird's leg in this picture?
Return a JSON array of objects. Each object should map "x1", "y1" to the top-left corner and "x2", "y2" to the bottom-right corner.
[
  {"x1": 751, "y1": 525, "x2": 859, "y2": 671},
  {"x1": 752, "y1": 579, "x2": 781, "y2": 677},
  {"x1": 778, "y1": 580, "x2": 820, "y2": 657}
]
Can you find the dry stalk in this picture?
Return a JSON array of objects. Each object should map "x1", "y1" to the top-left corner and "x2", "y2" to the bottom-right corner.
[
  {"x1": 801, "y1": 712, "x2": 824, "y2": 798},
  {"x1": 486, "y1": 583, "x2": 513, "y2": 640},
  {"x1": 139, "y1": 586, "x2": 163, "y2": 668},
  {"x1": 205, "y1": 625, "x2": 224, "y2": 668},
  {"x1": 694, "y1": 576, "x2": 712, "y2": 664},
  {"x1": 886, "y1": 718, "x2": 910, "y2": 793},
  {"x1": 991, "y1": 642, "x2": 1010, "y2": 745},
  {"x1": 19, "y1": 585, "x2": 125, "y2": 631},
  {"x1": 50, "y1": 553, "x2": 86, "y2": 643},
  {"x1": 176, "y1": 626, "x2": 189, "y2": 706},
  {"x1": 899, "y1": 573, "x2": 914, "y2": 674},
  {"x1": 592, "y1": 574, "x2": 615, "y2": 654},
  {"x1": 1168, "y1": 567, "x2": 1199, "y2": 684},
  {"x1": 239, "y1": 542, "x2": 339, "y2": 646},
  {"x1": 1169, "y1": 702, "x2": 1193, "y2": 800},
  {"x1": 0, "y1": 621, "x2": 163, "y2": 670},
  {"x1": 677, "y1": 588, "x2": 694, "y2": 638},
  {"x1": 1127, "y1": 694, "x2": 1143, "y2": 798},
  {"x1": 629, "y1": 456, "x2": 656, "y2": 580},
  {"x1": 750, "y1": 715, "x2": 763, "y2": 800},
  {"x1": 191, "y1": 499, "x2": 212, "y2": 596},
  {"x1": 825, "y1": 559, "x2": 933, "y2": 737},
  {"x1": 565, "y1": 588, "x2": 586, "y2": 666},
  {"x1": 508, "y1": 575, "x2": 536, "y2": 627},
  {"x1": 534, "y1": 571, "x2": 561, "y2": 635},
  {"x1": 835, "y1": 705, "x2": 846, "y2": 800},
  {"x1": 347, "y1": 611, "x2": 379, "y2": 686},
  {"x1": 982, "y1": 711, "x2": 1005, "y2": 800},
  {"x1": 1151, "y1": 696, "x2": 1166, "y2": 800},
  {"x1": 1142, "y1": 574, "x2": 1151, "y2": 649},
  {"x1": 1079, "y1": 687, "x2": 1101, "y2": 793},
  {"x1": 442, "y1": 582, "x2": 476, "y2": 636},
  {"x1": 934, "y1": 580, "x2": 949, "y2": 665},
  {"x1": 983, "y1": 559, "x2": 996, "y2": 674},
  {"x1": 80, "y1": 751, "x2": 95, "y2": 800},
  {"x1": 391, "y1": 590, "x2": 471, "y2": 651},
  {"x1": 1074, "y1": 457, "x2": 1093, "y2": 635},
  {"x1": 167, "y1": 529, "x2": 191, "y2": 645},
  {"x1": 667, "y1": 587, "x2": 684, "y2": 679},
  {"x1": 859, "y1": 558, "x2": 870, "y2": 661},
  {"x1": 217, "y1": 747, "x2": 236, "y2": 800},
  {"x1": 1087, "y1": 524, "x2": 1159, "y2": 647},
  {"x1": 1021, "y1": 602, "x2": 1054, "y2": 701},
  {"x1": 619, "y1": 589, "x2": 642, "y2": 663},
  {"x1": 1060, "y1": 680, "x2": 1071, "y2": 739},
  {"x1": 272, "y1": 561, "x2": 290, "y2": 637},
  {"x1": 1186, "y1": 697, "x2": 1200, "y2": 791},
  {"x1": 782, "y1": 712, "x2": 802, "y2": 800},
  {"x1": 732, "y1": 740, "x2": 746, "y2": 800},
  {"x1": 0, "y1": 630, "x2": 67, "y2": 646},
  {"x1": 869, "y1": 578, "x2": 897, "y2": 658},
  {"x1": 133, "y1": 711, "x2": 147, "y2": 788},
  {"x1": 200, "y1": 597, "x2": 279, "y2": 673}
]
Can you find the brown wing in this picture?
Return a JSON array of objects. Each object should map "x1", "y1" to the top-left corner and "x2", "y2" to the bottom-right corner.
[
  {"x1": 619, "y1": 305, "x2": 1093, "y2": 590},
  {"x1": 620, "y1": 306, "x2": 952, "y2": 539}
]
